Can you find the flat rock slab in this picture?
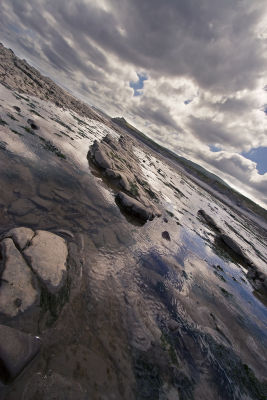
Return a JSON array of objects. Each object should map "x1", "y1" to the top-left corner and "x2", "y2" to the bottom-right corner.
[
  {"x1": 22, "y1": 372, "x2": 87, "y2": 400},
  {"x1": 218, "y1": 233, "x2": 250, "y2": 262},
  {"x1": 0, "y1": 238, "x2": 38, "y2": 317},
  {"x1": 0, "y1": 324, "x2": 40, "y2": 383},
  {"x1": 24, "y1": 230, "x2": 68, "y2": 293},
  {"x1": 6, "y1": 227, "x2": 34, "y2": 250},
  {"x1": 9, "y1": 199, "x2": 36, "y2": 216}
]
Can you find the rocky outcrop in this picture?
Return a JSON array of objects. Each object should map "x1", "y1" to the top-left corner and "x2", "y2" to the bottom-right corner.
[
  {"x1": 0, "y1": 238, "x2": 38, "y2": 317},
  {"x1": 116, "y1": 192, "x2": 157, "y2": 222},
  {"x1": 0, "y1": 228, "x2": 69, "y2": 318},
  {"x1": 197, "y1": 210, "x2": 267, "y2": 297},
  {"x1": 0, "y1": 324, "x2": 40, "y2": 383},
  {"x1": 88, "y1": 134, "x2": 161, "y2": 222}
]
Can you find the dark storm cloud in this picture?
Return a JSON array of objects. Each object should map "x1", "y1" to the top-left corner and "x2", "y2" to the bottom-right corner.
[
  {"x1": 45, "y1": 0, "x2": 267, "y2": 92},
  {"x1": 202, "y1": 96, "x2": 254, "y2": 116},
  {"x1": 132, "y1": 97, "x2": 181, "y2": 131},
  {"x1": 188, "y1": 116, "x2": 251, "y2": 148}
]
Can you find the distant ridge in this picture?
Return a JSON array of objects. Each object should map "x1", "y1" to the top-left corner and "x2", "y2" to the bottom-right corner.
[{"x1": 112, "y1": 117, "x2": 267, "y2": 220}]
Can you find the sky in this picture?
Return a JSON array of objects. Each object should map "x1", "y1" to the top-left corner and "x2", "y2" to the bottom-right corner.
[{"x1": 0, "y1": 0, "x2": 267, "y2": 208}]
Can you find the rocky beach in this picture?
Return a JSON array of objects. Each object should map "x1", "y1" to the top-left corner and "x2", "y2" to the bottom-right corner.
[{"x1": 0, "y1": 43, "x2": 266, "y2": 400}]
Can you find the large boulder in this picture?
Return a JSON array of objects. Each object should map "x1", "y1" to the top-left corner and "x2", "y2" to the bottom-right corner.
[
  {"x1": 0, "y1": 324, "x2": 40, "y2": 383},
  {"x1": 0, "y1": 238, "x2": 38, "y2": 317},
  {"x1": 89, "y1": 141, "x2": 113, "y2": 170},
  {"x1": 116, "y1": 192, "x2": 156, "y2": 222},
  {"x1": 23, "y1": 230, "x2": 68, "y2": 294}
]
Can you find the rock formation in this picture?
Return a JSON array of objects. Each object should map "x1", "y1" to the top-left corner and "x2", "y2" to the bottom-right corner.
[{"x1": 88, "y1": 134, "x2": 161, "y2": 221}]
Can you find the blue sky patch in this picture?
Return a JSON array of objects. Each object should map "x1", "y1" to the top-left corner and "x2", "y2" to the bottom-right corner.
[
  {"x1": 184, "y1": 99, "x2": 192, "y2": 105},
  {"x1": 130, "y1": 73, "x2": 148, "y2": 96},
  {"x1": 242, "y1": 146, "x2": 267, "y2": 174},
  {"x1": 209, "y1": 145, "x2": 221, "y2": 152}
]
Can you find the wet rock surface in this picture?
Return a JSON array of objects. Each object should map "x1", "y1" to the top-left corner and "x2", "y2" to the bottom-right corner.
[
  {"x1": 0, "y1": 238, "x2": 38, "y2": 317},
  {"x1": 0, "y1": 44, "x2": 267, "y2": 400},
  {"x1": 6, "y1": 227, "x2": 34, "y2": 251},
  {"x1": 0, "y1": 228, "x2": 69, "y2": 320},
  {"x1": 0, "y1": 324, "x2": 40, "y2": 383},
  {"x1": 24, "y1": 230, "x2": 68, "y2": 293},
  {"x1": 116, "y1": 191, "x2": 156, "y2": 222}
]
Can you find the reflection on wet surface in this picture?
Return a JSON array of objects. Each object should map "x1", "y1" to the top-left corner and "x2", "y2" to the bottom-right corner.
[{"x1": 0, "y1": 82, "x2": 267, "y2": 399}]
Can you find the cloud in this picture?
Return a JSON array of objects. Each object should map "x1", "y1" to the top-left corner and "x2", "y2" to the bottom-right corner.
[
  {"x1": 1, "y1": 0, "x2": 267, "y2": 206},
  {"x1": 194, "y1": 150, "x2": 267, "y2": 206}
]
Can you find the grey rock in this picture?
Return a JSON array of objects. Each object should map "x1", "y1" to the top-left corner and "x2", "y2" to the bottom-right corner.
[
  {"x1": 198, "y1": 209, "x2": 222, "y2": 233},
  {"x1": 88, "y1": 135, "x2": 161, "y2": 223},
  {"x1": 168, "y1": 320, "x2": 179, "y2": 332},
  {"x1": 0, "y1": 324, "x2": 40, "y2": 382},
  {"x1": 162, "y1": 231, "x2": 171, "y2": 241},
  {"x1": 27, "y1": 119, "x2": 39, "y2": 130},
  {"x1": 103, "y1": 133, "x2": 118, "y2": 150},
  {"x1": 119, "y1": 173, "x2": 131, "y2": 192},
  {"x1": 31, "y1": 196, "x2": 52, "y2": 211},
  {"x1": 246, "y1": 266, "x2": 267, "y2": 295},
  {"x1": 0, "y1": 238, "x2": 38, "y2": 317},
  {"x1": 219, "y1": 234, "x2": 247, "y2": 260},
  {"x1": 24, "y1": 230, "x2": 68, "y2": 294},
  {"x1": 89, "y1": 141, "x2": 113, "y2": 170},
  {"x1": 116, "y1": 192, "x2": 155, "y2": 221},
  {"x1": 104, "y1": 168, "x2": 121, "y2": 179},
  {"x1": 9, "y1": 198, "x2": 35, "y2": 216},
  {"x1": 6, "y1": 227, "x2": 34, "y2": 250}
]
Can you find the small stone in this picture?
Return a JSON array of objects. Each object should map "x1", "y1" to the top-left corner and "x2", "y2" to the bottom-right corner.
[
  {"x1": 168, "y1": 320, "x2": 179, "y2": 331},
  {"x1": 27, "y1": 118, "x2": 39, "y2": 130},
  {"x1": 162, "y1": 231, "x2": 171, "y2": 241}
]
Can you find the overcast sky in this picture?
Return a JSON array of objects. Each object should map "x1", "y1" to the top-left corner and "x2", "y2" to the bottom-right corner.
[{"x1": 1, "y1": 0, "x2": 267, "y2": 207}]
